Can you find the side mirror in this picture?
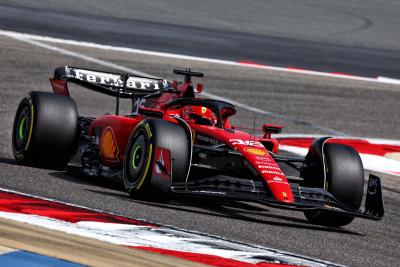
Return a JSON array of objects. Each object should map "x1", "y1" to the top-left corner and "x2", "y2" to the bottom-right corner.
[
  {"x1": 195, "y1": 83, "x2": 203, "y2": 93},
  {"x1": 262, "y1": 124, "x2": 283, "y2": 139}
]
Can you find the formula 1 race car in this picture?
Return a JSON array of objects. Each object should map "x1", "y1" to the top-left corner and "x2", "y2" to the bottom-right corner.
[{"x1": 12, "y1": 66, "x2": 384, "y2": 227}]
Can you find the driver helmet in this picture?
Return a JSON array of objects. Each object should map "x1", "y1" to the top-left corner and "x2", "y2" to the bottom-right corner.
[
  {"x1": 192, "y1": 106, "x2": 212, "y2": 118},
  {"x1": 181, "y1": 105, "x2": 213, "y2": 122}
]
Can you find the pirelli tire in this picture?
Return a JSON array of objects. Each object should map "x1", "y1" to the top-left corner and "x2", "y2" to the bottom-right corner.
[
  {"x1": 12, "y1": 91, "x2": 79, "y2": 168},
  {"x1": 303, "y1": 143, "x2": 365, "y2": 227},
  {"x1": 123, "y1": 118, "x2": 190, "y2": 200}
]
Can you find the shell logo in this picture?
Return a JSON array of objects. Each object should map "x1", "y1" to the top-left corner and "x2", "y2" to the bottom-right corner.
[
  {"x1": 245, "y1": 147, "x2": 267, "y2": 156},
  {"x1": 100, "y1": 128, "x2": 119, "y2": 161}
]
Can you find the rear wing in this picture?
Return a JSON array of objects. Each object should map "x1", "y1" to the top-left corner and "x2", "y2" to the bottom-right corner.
[{"x1": 50, "y1": 66, "x2": 171, "y2": 98}]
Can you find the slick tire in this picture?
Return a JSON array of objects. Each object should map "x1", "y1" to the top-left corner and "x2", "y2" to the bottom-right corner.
[
  {"x1": 304, "y1": 143, "x2": 364, "y2": 227},
  {"x1": 123, "y1": 118, "x2": 190, "y2": 200},
  {"x1": 12, "y1": 91, "x2": 79, "y2": 168}
]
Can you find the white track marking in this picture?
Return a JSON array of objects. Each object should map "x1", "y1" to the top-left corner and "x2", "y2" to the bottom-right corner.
[
  {"x1": 0, "y1": 211, "x2": 334, "y2": 266},
  {"x1": 277, "y1": 134, "x2": 400, "y2": 145},
  {"x1": 277, "y1": 134, "x2": 400, "y2": 176},
  {"x1": 0, "y1": 187, "x2": 340, "y2": 267},
  {"x1": 1, "y1": 29, "x2": 400, "y2": 85},
  {"x1": 377, "y1": 76, "x2": 400, "y2": 85},
  {"x1": 1, "y1": 32, "x2": 150, "y2": 77},
  {"x1": 202, "y1": 92, "x2": 347, "y2": 135},
  {"x1": 0, "y1": 29, "x2": 348, "y2": 136},
  {"x1": 280, "y1": 145, "x2": 400, "y2": 176}
]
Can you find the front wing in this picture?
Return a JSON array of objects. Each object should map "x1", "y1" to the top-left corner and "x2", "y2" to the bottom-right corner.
[{"x1": 171, "y1": 174, "x2": 384, "y2": 221}]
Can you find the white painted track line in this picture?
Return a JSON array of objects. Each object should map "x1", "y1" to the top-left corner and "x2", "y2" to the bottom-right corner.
[
  {"x1": 1, "y1": 29, "x2": 400, "y2": 85},
  {"x1": 1, "y1": 29, "x2": 399, "y2": 137},
  {"x1": 0, "y1": 28, "x2": 350, "y2": 136}
]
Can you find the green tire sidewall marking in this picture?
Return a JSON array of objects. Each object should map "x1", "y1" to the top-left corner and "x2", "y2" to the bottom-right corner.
[
  {"x1": 18, "y1": 116, "x2": 27, "y2": 140},
  {"x1": 131, "y1": 145, "x2": 142, "y2": 169},
  {"x1": 24, "y1": 100, "x2": 34, "y2": 152}
]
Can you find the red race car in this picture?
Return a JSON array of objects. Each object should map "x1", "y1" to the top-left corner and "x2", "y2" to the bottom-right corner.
[{"x1": 12, "y1": 66, "x2": 384, "y2": 227}]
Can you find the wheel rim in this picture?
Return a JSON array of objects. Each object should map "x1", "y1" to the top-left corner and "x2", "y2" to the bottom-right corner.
[
  {"x1": 126, "y1": 132, "x2": 148, "y2": 185},
  {"x1": 131, "y1": 145, "x2": 142, "y2": 169},
  {"x1": 18, "y1": 116, "x2": 27, "y2": 140}
]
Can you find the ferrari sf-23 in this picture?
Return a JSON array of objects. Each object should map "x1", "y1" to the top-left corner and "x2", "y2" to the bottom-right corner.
[{"x1": 12, "y1": 66, "x2": 384, "y2": 227}]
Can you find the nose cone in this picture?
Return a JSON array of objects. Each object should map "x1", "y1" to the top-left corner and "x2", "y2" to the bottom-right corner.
[
  {"x1": 242, "y1": 146, "x2": 294, "y2": 203},
  {"x1": 265, "y1": 178, "x2": 294, "y2": 203}
]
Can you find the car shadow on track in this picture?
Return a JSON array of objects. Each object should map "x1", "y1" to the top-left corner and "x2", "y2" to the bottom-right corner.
[
  {"x1": 48, "y1": 171, "x2": 125, "y2": 191},
  {"x1": 0, "y1": 156, "x2": 15, "y2": 164},
  {"x1": 85, "y1": 188, "x2": 362, "y2": 235},
  {"x1": 0, "y1": 156, "x2": 125, "y2": 190}
]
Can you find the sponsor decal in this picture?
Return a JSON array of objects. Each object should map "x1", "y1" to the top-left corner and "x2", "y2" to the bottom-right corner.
[
  {"x1": 196, "y1": 134, "x2": 219, "y2": 145},
  {"x1": 282, "y1": 192, "x2": 288, "y2": 198},
  {"x1": 230, "y1": 139, "x2": 264, "y2": 147},
  {"x1": 266, "y1": 177, "x2": 289, "y2": 185},
  {"x1": 261, "y1": 170, "x2": 284, "y2": 175},
  {"x1": 255, "y1": 161, "x2": 274, "y2": 165},
  {"x1": 245, "y1": 147, "x2": 267, "y2": 156},
  {"x1": 257, "y1": 165, "x2": 281, "y2": 170},
  {"x1": 153, "y1": 147, "x2": 171, "y2": 180},
  {"x1": 193, "y1": 190, "x2": 226, "y2": 195},
  {"x1": 255, "y1": 156, "x2": 271, "y2": 162},
  {"x1": 70, "y1": 68, "x2": 166, "y2": 91},
  {"x1": 144, "y1": 123, "x2": 152, "y2": 138},
  {"x1": 100, "y1": 127, "x2": 119, "y2": 162}
]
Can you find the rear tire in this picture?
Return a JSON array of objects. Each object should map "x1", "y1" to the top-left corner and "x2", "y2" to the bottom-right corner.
[
  {"x1": 303, "y1": 143, "x2": 364, "y2": 227},
  {"x1": 123, "y1": 118, "x2": 190, "y2": 200},
  {"x1": 12, "y1": 91, "x2": 79, "y2": 168}
]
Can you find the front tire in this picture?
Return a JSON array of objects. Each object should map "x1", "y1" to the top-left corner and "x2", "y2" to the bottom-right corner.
[
  {"x1": 123, "y1": 124, "x2": 154, "y2": 198},
  {"x1": 123, "y1": 118, "x2": 190, "y2": 199},
  {"x1": 12, "y1": 91, "x2": 79, "y2": 168},
  {"x1": 302, "y1": 143, "x2": 364, "y2": 227}
]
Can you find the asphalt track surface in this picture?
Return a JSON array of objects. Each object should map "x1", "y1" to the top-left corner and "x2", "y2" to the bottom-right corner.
[
  {"x1": 0, "y1": 2, "x2": 400, "y2": 267},
  {"x1": 2, "y1": 1, "x2": 400, "y2": 78}
]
